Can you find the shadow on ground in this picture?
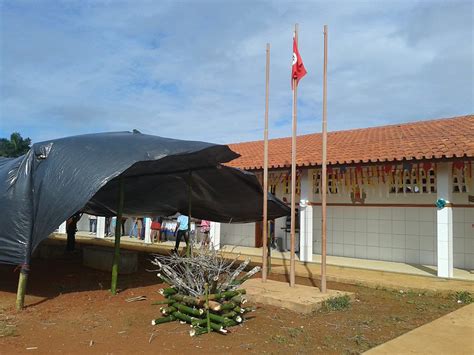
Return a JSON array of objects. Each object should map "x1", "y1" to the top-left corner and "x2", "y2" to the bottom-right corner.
[{"x1": 0, "y1": 244, "x2": 161, "y2": 307}]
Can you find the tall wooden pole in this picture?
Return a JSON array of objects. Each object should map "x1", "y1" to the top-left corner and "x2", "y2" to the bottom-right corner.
[
  {"x1": 187, "y1": 171, "x2": 192, "y2": 257},
  {"x1": 111, "y1": 176, "x2": 124, "y2": 295},
  {"x1": 262, "y1": 43, "x2": 270, "y2": 282},
  {"x1": 290, "y1": 24, "x2": 298, "y2": 288},
  {"x1": 321, "y1": 25, "x2": 328, "y2": 293}
]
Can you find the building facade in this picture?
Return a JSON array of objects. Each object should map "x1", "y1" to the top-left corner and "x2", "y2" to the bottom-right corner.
[{"x1": 212, "y1": 115, "x2": 474, "y2": 278}]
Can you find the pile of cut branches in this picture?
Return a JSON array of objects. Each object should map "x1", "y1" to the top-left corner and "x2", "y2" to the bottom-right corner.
[{"x1": 149, "y1": 247, "x2": 260, "y2": 336}]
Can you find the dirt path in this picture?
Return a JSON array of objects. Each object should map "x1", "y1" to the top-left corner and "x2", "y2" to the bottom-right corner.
[{"x1": 0, "y1": 253, "x2": 467, "y2": 354}]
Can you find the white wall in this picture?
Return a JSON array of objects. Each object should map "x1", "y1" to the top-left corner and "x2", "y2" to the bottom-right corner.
[
  {"x1": 453, "y1": 207, "x2": 474, "y2": 270},
  {"x1": 220, "y1": 222, "x2": 256, "y2": 247},
  {"x1": 311, "y1": 205, "x2": 473, "y2": 269},
  {"x1": 312, "y1": 205, "x2": 438, "y2": 265}
]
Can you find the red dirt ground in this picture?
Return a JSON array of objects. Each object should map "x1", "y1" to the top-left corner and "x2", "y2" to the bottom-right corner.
[{"x1": 0, "y1": 251, "x2": 464, "y2": 354}]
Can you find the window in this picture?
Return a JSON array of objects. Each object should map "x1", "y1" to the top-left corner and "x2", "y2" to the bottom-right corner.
[
  {"x1": 389, "y1": 166, "x2": 436, "y2": 193},
  {"x1": 328, "y1": 172, "x2": 339, "y2": 194},
  {"x1": 453, "y1": 165, "x2": 468, "y2": 193},
  {"x1": 284, "y1": 174, "x2": 300, "y2": 194},
  {"x1": 312, "y1": 170, "x2": 321, "y2": 194},
  {"x1": 312, "y1": 169, "x2": 339, "y2": 194},
  {"x1": 269, "y1": 184, "x2": 276, "y2": 195}
]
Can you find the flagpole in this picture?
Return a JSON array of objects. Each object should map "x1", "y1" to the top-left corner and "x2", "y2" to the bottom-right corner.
[
  {"x1": 321, "y1": 24, "x2": 328, "y2": 293},
  {"x1": 290, "y1": 23, "x2": 298, "y2": 288},
  {"x1": 262, "y1": 43, "x2": 270, "y2": 282}
]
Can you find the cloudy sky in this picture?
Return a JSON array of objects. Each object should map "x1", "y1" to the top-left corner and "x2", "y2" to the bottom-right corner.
[{"x1": 0, "y1": 0, "x2": 472, "y2": 145}]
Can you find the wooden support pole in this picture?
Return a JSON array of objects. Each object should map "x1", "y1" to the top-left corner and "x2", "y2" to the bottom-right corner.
[
  {"x1": 186, "y1": 170, "x2": 192, "y2": 257},
  {"x1": 205, "y1": 283, "x2": 211, "y2": 333},
  {"x1": 111, "y1": 176, "x2": 124, "y2": 295},
  {"x1": 290, "y1": 23, "x2": 299, "y2": 288},
  {"x1": 15, "y1": 264, "x2": 29, "y2": 310},
  {"x1": 321, "y1": 25, "x2": 328, "y2": 293},
  {"x1": 262, "y1": 42, "x2": 270, "y2": 282}
]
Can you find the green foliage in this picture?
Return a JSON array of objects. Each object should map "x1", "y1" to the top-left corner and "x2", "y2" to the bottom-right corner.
[
  {"x1": 0, "y1": 132, "x2": 31, "y2": 158},
  {"x1": 287, "y1": 327, "x2": 303, "y2": 338},
  {"x1": 271, "y1": 334, "x2": 288, "y2": 344},
  {"x1": 323, "y1": 295, "x2": 351, "y2": 311},
  {"x1": 453, "y1": 291, "x2": 473, "y2": 304},
  {"x1": 0, "y1": 321, "x2": 16, "y2": 337}
]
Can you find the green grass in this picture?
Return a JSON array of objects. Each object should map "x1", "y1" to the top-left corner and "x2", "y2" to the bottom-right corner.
[
  {"x1": 287, "y1": 327, "x2": 303, "y2": 338},
  {"x1": 453, "y1": 291, "x2": 473, "y2": 304},
  {"x1": 0, "y1": 318, "x2": 17, "y2": 338},
  {"x1": 271, "y1": 334, "x2": 288, "y2": 344},
  {"x1": 322, "y1": 295, "x2": 351, "y2": 311}
]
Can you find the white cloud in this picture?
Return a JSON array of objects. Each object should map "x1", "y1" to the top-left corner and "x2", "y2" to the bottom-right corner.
[{"x1": 0, "y1": 0, "x2": 472, "y2": 145}]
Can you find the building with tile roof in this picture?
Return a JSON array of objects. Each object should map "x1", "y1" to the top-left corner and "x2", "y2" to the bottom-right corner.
[
  {"x1": 214, "y1": 115, "x2": 474, "y2": 278},
  {"x1": 227, "y1": 115, "x2": 474, "y2": 169}
]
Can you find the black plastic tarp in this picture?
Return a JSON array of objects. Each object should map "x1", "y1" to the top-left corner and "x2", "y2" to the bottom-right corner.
[{"x1": 0, "y1": 131, "x2": 289, "y2": 265}]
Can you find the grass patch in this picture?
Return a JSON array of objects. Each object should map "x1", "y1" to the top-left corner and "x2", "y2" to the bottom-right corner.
[
  {"x1": 271, "y1": 334, "x2": 288, "y2": 344},
  {"x1": 453, "y1": 291, "x2": 473, "y2": 304},
  {"x1": 0, "y1": 320, "x2": 17, "y2": 338},
  {"x1": 322, "y1": 295, "x2": 351, "y2": 311},
  {"x1": 350, "y1": 334, "x2": 372, "y2": 351},
  {"x1": 287, "y1": 327, "x2": 303, "y2": 338}
]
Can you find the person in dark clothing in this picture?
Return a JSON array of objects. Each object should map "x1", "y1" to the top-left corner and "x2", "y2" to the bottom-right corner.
[
  {"x1": 172, "y1": 214, "x2": 189, "y2": 253},
  {"x1": 66, "y1": 212, "x2": 82, "y2": 251},
  {"x1": 121, "y1": 217, "x2": 127, "y2": 235}
]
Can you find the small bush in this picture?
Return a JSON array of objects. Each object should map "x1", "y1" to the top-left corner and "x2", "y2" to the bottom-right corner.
[
  {"x1": 287, "y1": 327, "x2": 303, "y2": 338},
  {"x1": 271, "y1": 334, "x2": 287, "y2": 344},
  {"x1": 323, "y1": 295, "x2": 351, "y2": 311},
  {"x1": 454, "y1": 291, "x2": 473, "y2": 304},
  {"x1": 0, "y1": 321, "x2": 16, "y2": 337}
]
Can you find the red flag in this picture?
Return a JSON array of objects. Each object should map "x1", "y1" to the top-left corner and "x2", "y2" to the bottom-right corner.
[{"x1": 291, "y1": 35, "x2": 307, "y2": 88}]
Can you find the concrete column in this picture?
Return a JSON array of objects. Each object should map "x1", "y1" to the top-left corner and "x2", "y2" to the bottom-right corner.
[
  {"x1": 96, "y1": 217, "x2": 105, "y2": 238},
  {"x1": 210, "y1": 222, "x2": 221, "y2": 250},
  {"x1": 144, "y1": 218, "x2": 152, "y2": 244},
  {"x1": 437, "y1": 162, "x2": 453, "y2": 278},
  {"x1": 58, "y1": 221, "x2": 67, "y2": 234},
  {"x1": 299, "y1": 169, "x2": 314, "y2": 262}
]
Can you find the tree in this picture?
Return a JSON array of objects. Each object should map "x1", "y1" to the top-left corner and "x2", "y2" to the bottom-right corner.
[{"x1": 0, "y1": 132, "x2": 32, "y2": 158}]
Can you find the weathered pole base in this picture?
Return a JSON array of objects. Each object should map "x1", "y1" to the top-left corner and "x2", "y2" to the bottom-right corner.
[
  {"x1": 110, "y1": 257, "x2": 119, "y2": 295},
  {"x1": 16, "y1": 265, "x2": 29, "y2": 310}
]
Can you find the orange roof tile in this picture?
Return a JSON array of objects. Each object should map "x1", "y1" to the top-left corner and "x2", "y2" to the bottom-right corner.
[{"x1": 227, "y1": 115, "x2": 474, "y2": 170}]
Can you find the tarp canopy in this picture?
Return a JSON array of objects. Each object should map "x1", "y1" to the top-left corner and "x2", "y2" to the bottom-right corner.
[{"x1": 0, "y1": 131, "x2": 290, "y2": 265}]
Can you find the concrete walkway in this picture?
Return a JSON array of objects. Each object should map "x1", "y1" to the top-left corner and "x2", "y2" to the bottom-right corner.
[
  {"x1": 219, "y1": 245, "x2": 474, "y2": 282},
  {"x1": 365, "y1": 303, "x2": 474, "y2": 354},
  {"x1": 46, "y1": 233, "x2": 473, "y2": 293}
]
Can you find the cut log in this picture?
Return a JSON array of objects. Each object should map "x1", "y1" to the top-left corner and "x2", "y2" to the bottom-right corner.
[
  {"x1": 233, "y1": 306, "x2": 245, "y2": 314},
  {"x1": 159, "y1": 287, "x2": 177, "y2": 296},
  {"x1": 230, "y1": 295, "x2": 247, "y2": 305},
  {"x1": 220, "y1": 302, "x2": 236, "y2": 311},
  {"x1": 171, "y1": 294, "x2": 201, "y2": 306},
  {"x1": 208, "y1": 300, "x2": 222, "y2": 312},
  {"x1": 172, "y1": 311, "x2": 194, "y2": 324},
  {"x1": 161, "y1": 306, "x2": 177, "y2": 315},
  {"x1": 172, "y1": 303, "x2": 204, "y2": 317},
  {"x1": 151, "y1": 314, "x2": 176, "y2": 325},
  {"x1": 190, "y1": 327, "x2": 208, "y2": 337},
  {"x1": 151, "y1": 299, "x2": 175, "y2": 306},
  {"x1": 221, "y1": 311, "x2": 237, "y2": 319}
]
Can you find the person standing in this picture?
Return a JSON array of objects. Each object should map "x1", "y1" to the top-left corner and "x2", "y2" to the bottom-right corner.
[
  {"x1": 137, "y1": 217, "x2": 144, "y2": 240},
  {"x1": 200, "y1": 220, "x2": 210, "y2": 248},
  {"x1": 105, "y1": 217, "x2": 112, "y2": 237},
  {"x1": 173, "y1": 213, "x2": 189, "y2": 253},
  {"x1": 151, "y1": 216, "x2": 163, "y2": 243},
  {"x1": 66, "y1": 212, "x2": 82, "y2": 251},
  {"x1": 121, "y1": 217, "x2": 127, "y2": 235},
  {"x1": 88, "y1": 215, "x2": 97, "y2": 234}
]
